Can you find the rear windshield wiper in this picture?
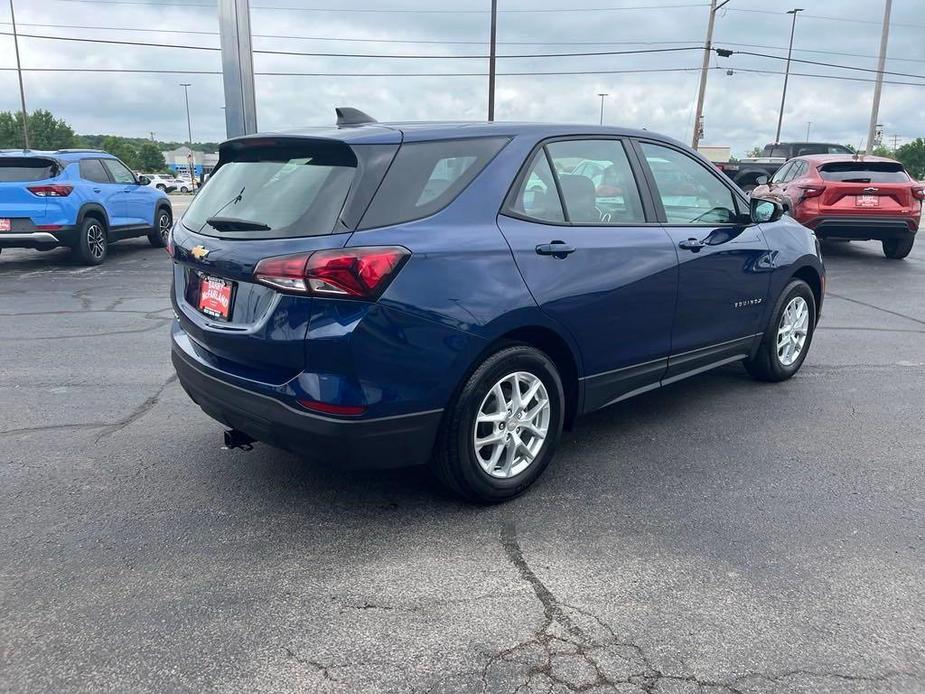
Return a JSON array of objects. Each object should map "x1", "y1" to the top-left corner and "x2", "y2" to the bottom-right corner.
[{"x1": 205, "y1": 216, "x2": 271, "y2": 232}]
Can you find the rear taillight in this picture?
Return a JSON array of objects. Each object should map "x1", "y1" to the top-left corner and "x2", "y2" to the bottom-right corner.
[
  {"x1": 912, "y1": 187, "x2": 924, "y2": 201},
  {"x1": 27, "y1": 184, "x2": 73, "y2": 197},
  {"x1": 799, "y1": 185, "x2": 826, "y2": 199},
  {"x1": 254, "y1": 246, "x2": 410, "y2": 300}
]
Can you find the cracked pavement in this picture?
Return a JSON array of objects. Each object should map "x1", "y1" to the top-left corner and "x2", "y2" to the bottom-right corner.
[{"x1": 0, "y1": 223, "x2": 923, "y2": 692}]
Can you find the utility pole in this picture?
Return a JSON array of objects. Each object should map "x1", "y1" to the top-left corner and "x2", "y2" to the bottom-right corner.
[
  {"x1": 691, "y1": 0, "x2": 732, "y2": 150},
  {"x1": 805, "y1": 121, "x2": 812, "y2": 140},
  {"x1": 218, "y1": 0, "x2": 258, "y2": 137},
  {"x1": 9, "y1": 0, "x2": 29, "y2": 149},
  {"x1": 180, "y1": 83, "x2": 195, "y2": 186},
  {"x1": 891, "y1": 133, "x2": 899, "y2": 152},
  {"x1": 487, "y1": 0, "x2": 498, "y2": 121},
  {"x1": 866, "y1": 0, "x2": 892, "y2": 155},
  {"x1": 597, "y1": 93, "x2": 608, "y2": 125},
  {"x1": 774, "y1": 8, "x2": 804, "y2": 144}
]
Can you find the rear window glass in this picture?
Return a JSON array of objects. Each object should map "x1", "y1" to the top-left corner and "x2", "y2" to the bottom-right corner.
[
  {"x1": 818, "y1": 162, "x2": 909, "y2": 183},
  {"x1": 0, "y1": 158, "x2": 57, "y2": 182},
  {"x1": 182, "y1": 140, "x2": 358, "y2": 239},
  {"x1": 359, "y1": 137, "x2": 509, "y2": 230}
]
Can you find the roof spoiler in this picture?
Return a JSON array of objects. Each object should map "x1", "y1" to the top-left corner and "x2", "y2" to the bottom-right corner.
[{"x1": 335, "y1": 107, "x2": 377, "y2": 127}]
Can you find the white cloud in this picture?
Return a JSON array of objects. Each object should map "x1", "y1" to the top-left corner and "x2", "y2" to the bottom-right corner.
[{"x1": 2, "y1": 0, "x2": 923, "y2": 156}]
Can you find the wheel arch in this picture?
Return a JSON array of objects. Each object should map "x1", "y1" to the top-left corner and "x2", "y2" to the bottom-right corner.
[
  {"x1": 791, "y1": 263, "x2": 824, "y2": 321},
  {"x1": 77, "y1": 203, "x2": 110, "y2": 237}
]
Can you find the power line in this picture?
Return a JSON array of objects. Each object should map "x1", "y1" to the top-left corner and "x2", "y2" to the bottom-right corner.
[
  {"x1": 723, "y1": 66, "x2": 925, "y2": 89},
  {"x1": 718, "y1": 48, "x2": 925, "y2": 81},
  {"x1": 0, "y1": 30, "x2": 705, "y2": 60},
  {"x1": 47, "y1": 0, "x2": 711, "y2": 12},
  {"x1": 723, "y1": 7, "x2": 925, "y2": 31}
]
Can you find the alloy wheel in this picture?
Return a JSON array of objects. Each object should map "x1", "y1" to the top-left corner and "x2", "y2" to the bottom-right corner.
[
  {"x1": 777, "y1": 296, "x2": 809, "y2": 366},
  {"x1": 158, "y1": 213, "x2": 171, "y2": 244},
  {"x1": 473, "y1": 371, "x2": 550, "y2": 479},
  {"x1": 87, "y1": 224, "x2": 106, "y2": 260}
]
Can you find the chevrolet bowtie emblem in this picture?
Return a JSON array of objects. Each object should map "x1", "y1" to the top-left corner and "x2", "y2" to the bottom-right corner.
[{"x1": 191, "y1": 245, "x2": 210, "y2": 260}]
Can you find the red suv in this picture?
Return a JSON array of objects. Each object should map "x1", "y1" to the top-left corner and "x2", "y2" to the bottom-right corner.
[{"x1": 751, "y1": 155, "x2": 923, "y2": 259}]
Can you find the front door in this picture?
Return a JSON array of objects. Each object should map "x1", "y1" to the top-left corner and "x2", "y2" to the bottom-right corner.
[
  {"x1": 636, "y1": 141, "x2": 772, "y2": 379},
  {"x1": 102, "y1": 159, "x2": 149, "y2": 229},
  {"x1": 498, "y1": 138, "x2": 678, "y2": 412}
]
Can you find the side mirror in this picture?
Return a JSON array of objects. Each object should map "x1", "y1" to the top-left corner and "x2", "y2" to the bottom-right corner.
[
  {"x1": 137, "y1": 175, "x2": 151, "y2": 186},
  {"x1": 754, "y1": 175, "x2": 769, "y2": 186},
  {"x1": 750, "y1": 197, "x2": 783, "y2": 224}
]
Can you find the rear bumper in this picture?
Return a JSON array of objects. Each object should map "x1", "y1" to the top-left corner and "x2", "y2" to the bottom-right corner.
[
  {"x1": 805, "y1": 215, "x2": 918, "y2": 240},
  {"x1": 0, "y1": 225, "x2": 80, "y2": 249},
  {"x1": 172, "y1": 331, "x2": 443, "y2": 470}
]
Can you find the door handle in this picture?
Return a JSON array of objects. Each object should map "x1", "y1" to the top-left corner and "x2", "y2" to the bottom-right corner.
[
  {"x1": 92, "y1": 188, "x2": 102, "y2": 193},
  {"x1": 535, "y1": 241, "x2": 576, "y2": 259},
  {"x1": 678, "y1": 237, "x2": 706, "y2": 252}
]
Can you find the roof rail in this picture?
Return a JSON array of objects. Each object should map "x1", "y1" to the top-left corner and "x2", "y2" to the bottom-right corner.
[
  {"x1": 54, "y1": 148, "x2": 107, "y2": 154},
  {"x1": 335, "y1": 107, "x2": 377, "y2": 127}
]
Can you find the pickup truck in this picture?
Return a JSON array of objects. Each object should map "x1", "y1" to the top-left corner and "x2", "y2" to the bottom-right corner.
[{"x1": 716, "y1": 142, "x2": 855, "y2": 192}]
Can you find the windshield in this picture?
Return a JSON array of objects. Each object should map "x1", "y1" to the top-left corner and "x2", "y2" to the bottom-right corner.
[
  {"x1": 0, "y1": 158, "x2": 57, "y2": 182},
  {"x1": 818, "y1": 162, "x2": 909, "y2": 183},
  {"x1": 182, "y1": 141, "x2": 357, "y2": 239}
]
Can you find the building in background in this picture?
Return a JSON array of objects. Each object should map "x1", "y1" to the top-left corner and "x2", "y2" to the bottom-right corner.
[{"x1": 161, "y1": 146, "x2": 218, "y2": 177}]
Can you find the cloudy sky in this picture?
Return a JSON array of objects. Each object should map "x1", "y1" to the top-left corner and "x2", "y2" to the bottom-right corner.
[{"x1": 1, "y1": 0, "x2": 923, "y2": 156}]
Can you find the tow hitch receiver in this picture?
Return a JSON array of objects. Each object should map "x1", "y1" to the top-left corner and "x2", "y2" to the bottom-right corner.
[{"x1": 222, "y1": 429, "x2": 255, "y2": 451}]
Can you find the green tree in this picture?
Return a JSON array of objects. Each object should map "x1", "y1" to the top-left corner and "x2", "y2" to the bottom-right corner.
[
  {"x1": 895, "y1": 138, "x2": 925, "y2": 180},
  {"x1": 871, "y1": 145, "x2": 893, "y2": 158},
  {"x1": 101, "y1": 136, "x2": 140, "y2": 170},
  {"x1": 136, "y1": 141, "x2": 167, "y2": 172},
  {"x1": 0, "y1": 109, "x2": 78, "y2": 149}
]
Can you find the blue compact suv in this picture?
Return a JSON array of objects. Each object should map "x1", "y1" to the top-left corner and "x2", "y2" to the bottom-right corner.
[
  {"x1": 0, "y1": 149, "x2": 173, "y2": 265},
  {"x1": 170, "y1": 109, "x2": 824, "y2": 502}
]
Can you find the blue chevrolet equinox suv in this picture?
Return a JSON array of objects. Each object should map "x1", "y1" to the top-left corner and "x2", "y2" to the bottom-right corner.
[
  {"x1": 170, "y1": 109, "x2": 825, "y2": 502},
  {"x1": 0, "y1": 149, "x2": 173, "y2": 265}
]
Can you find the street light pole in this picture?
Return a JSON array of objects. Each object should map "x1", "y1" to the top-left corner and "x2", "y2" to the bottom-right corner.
[
  {"x1": 691, "y1": 0, "x2": 732, "y2": 150},
  {"x1": 180, "y1": 83, "x2": 195, "y2": 185},
  {"x1": 865, "y1": 0, "x2": 892, "y2": 155},
  {"x1": 805, "y1": 121, "x2": 812, "y2": 140},
  {"x1": 9, "y1": 0, "x2": 30, "y2": 149},
  {"x1": 597, "y1": 93, "x2": 608, "y2": 125},
  {"x1": 774, "y1": 8, "x2": 803, "y2": 144},
  {"x1": 487, "y1": 0, "x2": 497, "y2": 121}
]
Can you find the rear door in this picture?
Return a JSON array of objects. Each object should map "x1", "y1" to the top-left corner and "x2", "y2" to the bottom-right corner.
[
  {"x1": 78, "y1": 158, "x2": 123, "y2": 223},
  {"x1": 635, "y1": 140, "x2": 771, "y2": 379},
  {"x1": 498, "y1": 138, "x2": 678, "y2": 410},
  {"x1": 0, "y1": 157, "x2": 58, "y2": 229}
]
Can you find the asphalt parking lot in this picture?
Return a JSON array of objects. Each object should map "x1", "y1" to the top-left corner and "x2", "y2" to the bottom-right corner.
[{"x1": 1, "y1": 203, "x2": 923, "y2": 692}]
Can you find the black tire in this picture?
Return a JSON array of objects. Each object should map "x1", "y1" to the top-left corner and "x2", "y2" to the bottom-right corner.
[
  {"x1": 71, "y1": 217, "x2": 108, "y2": 266},
  {"x1": 432, "y1": 344, "x2": 565, "y2": 503},
  {"x1": 882, "y1": 237, "x2": 914, "y2": 259},
  {"x1": 156, "y1": 184, "x2": 167, "y2": 192},
  {"x1": 744, "y1": 279, "x2": 816, "y2": 382},
  {"x1": 148, "y1": 207, "x2": 172, "y2": 248},
  {"x1": 180, "y1": 186, "x2": 189, "y2": 194}
]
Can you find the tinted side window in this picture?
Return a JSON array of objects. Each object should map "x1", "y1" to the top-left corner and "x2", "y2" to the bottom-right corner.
[
  {"x1": 102, "y1": 159, "x2": 135, "y2": 184},
  {"x1": 641, "y1": 143, "x2": 738, "y2": 225},
  {"x1": 80, "y1": 159, "x2": 110, "y2": 184},
  {"x1": 782, "y1": 160, "x2": 803, "y2": 182},
  {"x1": 506, "y1": 150, "x2": 565, "y2": 223},
  {"x1": 359, "y1": 137, "x2": 508, "y2": 230},
  {"x1": 545, "y1": 139, "x2": 645, "y2": 224}
]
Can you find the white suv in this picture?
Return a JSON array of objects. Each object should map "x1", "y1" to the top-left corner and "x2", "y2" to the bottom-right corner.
[{"x1": 142, "y1": 174, "x2": 179, "y2": 193}]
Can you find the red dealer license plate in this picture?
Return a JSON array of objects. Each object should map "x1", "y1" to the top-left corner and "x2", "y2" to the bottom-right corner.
[
  {"x1": 0, "y1": 219, "x2": 10, "y2": 232},
  {"x1": 197, "y1": 275, "x2": 234, "y2": 320},
  {"x1": 856, "y1": 195, "x2": 879, "y2": 207}
]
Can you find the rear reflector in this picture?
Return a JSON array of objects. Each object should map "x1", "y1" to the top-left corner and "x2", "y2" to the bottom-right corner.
[
  {"x1": 254, "y1": 246, "x2": 410, "y2": 300},
  {"x1": 799, "y1": 185, "x2": 826, "y2": 199},
  {"x1": 35, "y1": 224, "x2": 63, "y2": 231},
  {"x1": 297, "y1": 400, "x2": 366, "y2": 416},
  {"x1": 27, "y1": 184, "x2": 73, "y2": 197}
]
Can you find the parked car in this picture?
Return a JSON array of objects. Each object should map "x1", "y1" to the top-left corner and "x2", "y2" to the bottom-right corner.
[
  {"x1": 0, "y1": 149, "x2": 173, "y2": 264},
  {"x1": 174, "y1": 174, "x2": 195, "y2": 193},
  {"x1": 142, "y1": 173, "x2": 179, "y2": 193},
  {"x1": 751, "y1": 154, "x2": 922, "y2": 259},
  {"x1": 716, "y1": 142, "x2": 854, "y2": 192},
  {"x1": 169, "y1": 109, "x2": 824, "y2": 502}
]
